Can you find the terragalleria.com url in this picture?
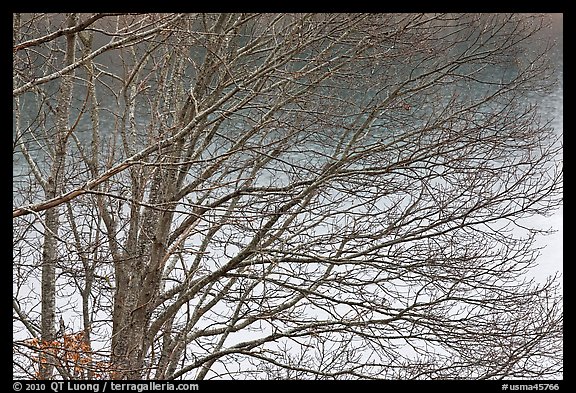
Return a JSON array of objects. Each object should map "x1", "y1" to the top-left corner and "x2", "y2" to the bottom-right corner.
[{"x1": 50, "y1": 381, "x2": 199, "y2": 392}]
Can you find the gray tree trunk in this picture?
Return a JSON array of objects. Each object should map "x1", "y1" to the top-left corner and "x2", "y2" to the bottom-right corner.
[{"x1": 39, "y1": 13, "x2": 77, "y2": 379}]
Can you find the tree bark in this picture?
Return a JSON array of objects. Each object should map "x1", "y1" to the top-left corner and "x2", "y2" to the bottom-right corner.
[{"x1": 39, "y1": 13, "x2": 77, "y2": 379}]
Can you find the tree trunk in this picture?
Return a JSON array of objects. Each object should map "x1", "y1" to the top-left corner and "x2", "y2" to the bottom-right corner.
[
  {"x1": 39, "y1": 13, "x2": 77, "y2": 379},
  {"x1": 110, "y1": 174, "x2": 178, "y2": 378}
]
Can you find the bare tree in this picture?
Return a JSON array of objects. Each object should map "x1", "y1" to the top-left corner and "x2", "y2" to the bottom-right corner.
[{"x1": 13, "y1": 13, "x2": 562, "y2": 380}]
